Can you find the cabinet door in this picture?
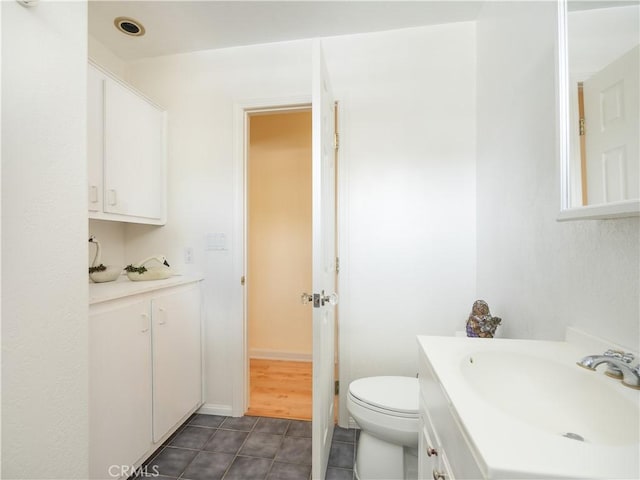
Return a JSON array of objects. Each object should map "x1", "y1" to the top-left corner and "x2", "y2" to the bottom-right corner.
[
  {"x1": 152, "y1": 284, "x2": 202, "y2": 442},
  {"x1": 103, "y1": 77, "x2": 164, "y2": 221},
  {"x1": 87, "y1": 64, "x2": 104, "y2": 213},
  {"x1": 90, "y1": 299, "x2": 152, "y2": 480}
]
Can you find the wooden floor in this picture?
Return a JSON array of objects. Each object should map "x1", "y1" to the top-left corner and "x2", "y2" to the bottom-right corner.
[{"x1": 247, "y1": 359, "x2": 312, "y2": 420}]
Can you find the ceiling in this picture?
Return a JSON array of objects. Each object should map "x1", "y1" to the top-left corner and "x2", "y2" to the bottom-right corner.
[{"x1": 88, "y1": 1, "x2": 485, "y2": 61}]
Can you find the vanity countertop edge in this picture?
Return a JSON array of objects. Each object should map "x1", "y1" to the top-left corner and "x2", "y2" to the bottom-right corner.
[{"x1": 89, "y1": 274, "x2": 204, "y2": 305}]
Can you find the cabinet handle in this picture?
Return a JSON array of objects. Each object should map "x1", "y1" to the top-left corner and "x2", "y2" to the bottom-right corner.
[
  {"x1": 158, "y1": 307, "x2": 166, "y2": 325},
  {"x1": 140, "y1": 313, "x2": 150, "y2": 333},
  {"x1": 426, "y1": 445, "x2": 438, "y2": 457},
  {"x1": 433, "y1": 469, "x2": 446, "y2": 480},
  {"x1": 89, "y1": 185, "x2": 98, "y2": 203},
  {"x1": 108, "y1": 189, "x2": 117, "y2": 206}
]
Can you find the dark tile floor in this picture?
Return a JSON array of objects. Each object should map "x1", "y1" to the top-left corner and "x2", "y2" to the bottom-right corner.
[{"x1": 134, "y1": 415, "x2": 358, "y2": 480}]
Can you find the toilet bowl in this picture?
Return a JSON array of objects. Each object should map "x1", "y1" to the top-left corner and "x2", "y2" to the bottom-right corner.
[{"x1": 347, "y1": 376, "x2": 419, "y2": 480}]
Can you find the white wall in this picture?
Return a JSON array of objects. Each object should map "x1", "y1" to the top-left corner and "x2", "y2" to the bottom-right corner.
[
  {"x1": 322, "y1": 24, "x2": 477, "y2": 411},
  {"x1": 88, "y1": 219, "x2": 127, "y2": 268},
  {"x1": 125, "y1": 39, "x2": 314, "y2": 413},
  {"x1": 89, "y1": 34, "x2": 129, "y2": 80},
  {"x1": 1, "y1": 1, "x2": 89, "y2": 478},
  {"x1": 123, "y1": 23, "x2": 477, "y2": 418},
  {"x1": 476, "y1": 2, "x2": 639, "y2": 350}
]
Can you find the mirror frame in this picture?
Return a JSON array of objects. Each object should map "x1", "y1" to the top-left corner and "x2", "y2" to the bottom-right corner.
[{"x1": 557, "y1": 0, "x2": 640, "y2": 221}]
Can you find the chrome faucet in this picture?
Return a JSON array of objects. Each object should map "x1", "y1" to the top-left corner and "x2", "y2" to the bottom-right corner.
[{"x1": 577, "y1": 350, "x2": 640, "y2": 389}]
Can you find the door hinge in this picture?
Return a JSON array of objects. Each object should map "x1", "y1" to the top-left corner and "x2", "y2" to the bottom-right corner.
[
  {"x1": 336, "y1": 257, "x2": 340, "y2": 275},
  {"x1": 335, "y1": 380, "x2": 339, "y2": 395},
  {"x1": 334, "y1": 132, "x2": 340, "y2": 151},
  {"x1": 241, "y1": 276, "x2": 245, "y2": 286},
  {"x1": 579, "y1": 117, "x2": 585, "y2": 136}
]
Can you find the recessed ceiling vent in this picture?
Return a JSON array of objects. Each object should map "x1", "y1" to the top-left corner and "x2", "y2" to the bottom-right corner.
[{"x1": 114, "y1": 17, "x2": 145, "y2": 37}]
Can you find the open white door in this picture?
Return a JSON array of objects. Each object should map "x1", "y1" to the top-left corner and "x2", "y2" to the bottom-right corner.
[
  {"x1": 311, "y1": 39, "x2": 337, "y2": 480},
  {"x1": 583, "y1": 45, "x2": 639, "y2": 204}
]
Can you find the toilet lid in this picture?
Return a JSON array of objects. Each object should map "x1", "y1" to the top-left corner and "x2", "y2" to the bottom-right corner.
[{"x1": 349, "y1": 376, "x2": 418, "y2": 414}]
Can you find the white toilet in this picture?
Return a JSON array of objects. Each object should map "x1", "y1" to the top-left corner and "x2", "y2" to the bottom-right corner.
[{"x1": 347, "y1": 376, "x2": 419, "y2": 480}]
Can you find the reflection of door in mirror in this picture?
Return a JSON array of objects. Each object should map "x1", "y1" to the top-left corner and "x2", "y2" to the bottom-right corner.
[
  {"x1": 568, "y1": 3, "x2": 639, "y2": 207},
  {"x1": 583, "y1": 46, "x2": 639, "y2": 205}
]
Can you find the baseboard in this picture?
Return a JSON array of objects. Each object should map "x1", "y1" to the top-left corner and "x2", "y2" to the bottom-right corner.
[
  {"x1": 249, "y1": 348, "x2": 312, "y2": 362},
  {"x1": 197, "y1": 403, "x2": 234, "y2": 417}
]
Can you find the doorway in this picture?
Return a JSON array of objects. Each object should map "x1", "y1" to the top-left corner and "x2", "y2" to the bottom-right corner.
[{"x1": 245, "y1": 109, "x2": 314, "y2": 420}]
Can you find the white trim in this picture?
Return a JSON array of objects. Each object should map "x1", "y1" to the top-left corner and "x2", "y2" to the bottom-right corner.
[
  {"x1": 557, "y1": 0, "x2": 571, "y2": 215},
  {"x1": 197, "y1": 403, "x2": 234, "y2": 417},
  {"x1": 249, "y1": 349, "x2": 312, "y2": 362},
  {"x1": 336, "y1": 94, "x2": 352, "y2": 429},
  {"x1": 557, "y1": 199, "x2": 640, "y2": 221},
  {"x1": 232, "y1": 95, "x2": 312, "y2": 419}
]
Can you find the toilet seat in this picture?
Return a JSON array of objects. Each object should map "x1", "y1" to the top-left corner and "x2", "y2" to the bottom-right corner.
[
  {"x1": 348, "y1": 393, "x2": 418, "y2": 419},
  {"x1": 348, "y1": 376, "x2": 419, "y2": 417}
]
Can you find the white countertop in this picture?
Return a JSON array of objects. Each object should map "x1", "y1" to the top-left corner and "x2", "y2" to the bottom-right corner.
[
  {"x1": 89, "y1": 274, "x2": 204, "y2": 305},
  {"x1": 417, "y1": 332, "x2": 640, "y2": 479}
]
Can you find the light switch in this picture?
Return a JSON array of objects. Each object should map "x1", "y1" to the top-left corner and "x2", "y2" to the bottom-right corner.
[{"x1": 206, "y1": 233, "x2": 227, "y2": 251}]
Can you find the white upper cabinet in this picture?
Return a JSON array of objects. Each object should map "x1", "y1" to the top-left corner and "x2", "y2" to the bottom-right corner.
[
  {"x1": 88, "y1": 63, "x2": 166, "y2": 225},
  {"x1": 87, "y1": 65, "x2": 105, "y2": 213}
]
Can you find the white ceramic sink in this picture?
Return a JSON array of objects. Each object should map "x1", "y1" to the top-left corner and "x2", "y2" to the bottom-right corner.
[
  {"x1": 460, "y1": 350, "x2": 639, "y2": 446},
  {"x1": 417, "y1": 332, "x2": 640, "y2": 479}
]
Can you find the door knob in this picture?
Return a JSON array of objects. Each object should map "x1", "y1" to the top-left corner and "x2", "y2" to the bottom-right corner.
[
  {"x1": 301, "y1": 292, "x2": 338, "y2": 308},
  {"x1": 321, "y1": 291, "x2": 339, "y2": 306},
  {"x1": 432, "y1": 470, "x2": 446, "y2": 480}
]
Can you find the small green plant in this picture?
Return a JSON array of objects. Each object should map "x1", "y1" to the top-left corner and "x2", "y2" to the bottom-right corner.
[
  {"x1": 89, "y1": 264, "x2": 107, "y2": 274},
  {"x1": 125, "y1": 264, "x2": 148, "y2": 274}
]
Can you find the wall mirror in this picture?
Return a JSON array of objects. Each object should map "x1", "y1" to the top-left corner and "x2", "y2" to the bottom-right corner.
[{"x1": 558, "y1": 0, "x2": 640, "y2": 220}]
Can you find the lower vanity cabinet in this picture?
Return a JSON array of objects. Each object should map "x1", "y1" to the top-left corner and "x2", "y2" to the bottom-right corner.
[
  {"x1": 90, "y1": 297, "x2": 153, "y2": 480},
  {"x1": 151, "y1": 284, "x2": 202, "y2": 442},
  {"x1": 419, "y1": 397, "x2": 456, "y2": 480},
  {"x1": 418, "y1": 347, "x2": 484, "y2": 480},
  {"x1": 89, "y1": 281, "x2": 202, "y2": 480},
  {"x1": 418, "y1": 413, "x2": 439, "y2": 478}
]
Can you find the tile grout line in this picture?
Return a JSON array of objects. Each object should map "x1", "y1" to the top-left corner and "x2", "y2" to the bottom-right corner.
[
  {"x1": 175, "y1": 422, "x2": 220, "y2": 480},
  {"x1": 219, "y1": 416, "x2": 257, "y2": 480},
  {"x1": 146, "y1": 416, "x2": 353, "y2": 480}
]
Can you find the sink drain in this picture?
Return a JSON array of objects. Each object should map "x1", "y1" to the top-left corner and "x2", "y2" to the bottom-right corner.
[{"x1": 562, "y1": 432, "x2": 585, "y2": 442}]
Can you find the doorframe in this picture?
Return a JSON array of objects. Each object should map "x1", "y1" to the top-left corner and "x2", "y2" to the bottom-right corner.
[{"x1": 231, "y1": 96, "x2": 312, "y2": 416}]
